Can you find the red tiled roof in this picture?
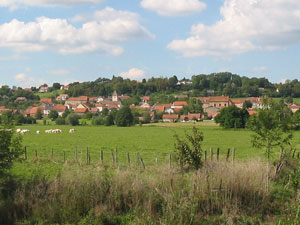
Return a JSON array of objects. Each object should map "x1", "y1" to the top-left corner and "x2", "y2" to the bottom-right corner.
[
  {"x1": 173, "y1": 107, "x2": 182, "y2": 112},
  {"x1": 248, "y1": 110, "x2": 258, "y2": 115},
  {"x1": 173, "y1": 101, "x2": 188, "y2": 106},
  {"x1": 141, "y1": 96, "x2": 150, "y2": 101},
  {"x1": 162, "y1": 104, "x2": 172, "y2": 108},
  {"x1": 155, "y1": 105, "x2": 165, "y2": 112},
  {"x1": 40, "y1": 98, "x2": 52, "y2": 103},
  {"x1": 209, "y1": 96, "x2": 230, "y2": 102},
  {"x1": 90, "y1": 108, "x2": 99, "y2": 113},
  {"x1": 232, "y1": 99, "x2": 246, "y2": 104},
  {"x1": 16, "y1": 97, "x2": 26, "y2": 101},
  {"x1": 89, "y1": 97, "x2": 97, "y2": 102},
  {"x1": 74, "y1": 108, "x2": 88, "y2": 113},
  {"x1": 196, "y1": 97, "x2": 210, "y2": 103},
  {"x1": 53, "y1": 104, "x2": 66, "y2": 112},
  {"x1": 162, "y1": 114, "x2": 179, "y2": 119},
  {"x1": 67, "y1": 96, "x2": 88, "y2": 102},
  {"x1": 30, "y1": 106, "x2": 44, "y2": 115},
  {"x1": 118, "y1": 95, "x2": 131, "y2": 99},
  {"x1": 188, "y1": 113, "x2": 201, "y2": 120}
]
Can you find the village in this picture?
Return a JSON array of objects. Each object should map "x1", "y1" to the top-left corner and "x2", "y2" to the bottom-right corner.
[{"x1": 1, "y1": 83, "x2": 300, "y2": 124}]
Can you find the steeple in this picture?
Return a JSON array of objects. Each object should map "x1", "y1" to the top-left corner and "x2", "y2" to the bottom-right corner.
[{"x1": 112, "y1": 90, "x2": 118, "y2": 102}]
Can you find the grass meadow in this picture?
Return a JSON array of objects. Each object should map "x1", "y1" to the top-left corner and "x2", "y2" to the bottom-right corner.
[{"x1": 10, "y1": 123, "x2": 300, "y2": 178}]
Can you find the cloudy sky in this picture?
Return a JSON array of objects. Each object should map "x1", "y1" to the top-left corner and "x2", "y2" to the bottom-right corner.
[{"x1": 0, "y1": 0, "x2": 300, "y2": 87}]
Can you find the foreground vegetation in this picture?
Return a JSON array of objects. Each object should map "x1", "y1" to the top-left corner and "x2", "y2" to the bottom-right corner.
[{"x1": 1, "y1": 158, "x2": 300, "y2": 225}]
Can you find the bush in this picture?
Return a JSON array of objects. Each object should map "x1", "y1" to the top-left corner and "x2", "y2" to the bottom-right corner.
[
  {"x1": 115, "y1": 106, "x2": 134, "y2": 127},
  {"x1": 91, "y1": 116, "x2": 103, "y2": 125},
  {"x1": 66, "y1": 114, "x2": 80, "y2": 126},
  {"x1": 174, "y1": 127, "x2": 204, "y2": 170},
  {"x1": 55, "y1": 117, "x2": 66, "y2": 125}
]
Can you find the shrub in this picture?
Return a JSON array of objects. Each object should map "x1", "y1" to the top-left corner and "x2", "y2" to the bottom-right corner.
[
  {"x1": 55, "y1": 117, "x2": 66, "y2": 125},
  {"x1": 174, "y1": 127, "x2": 203, "y2": 170},
  {"x1": 66, "y1": 114, "x2": 80, "y2": 126}
]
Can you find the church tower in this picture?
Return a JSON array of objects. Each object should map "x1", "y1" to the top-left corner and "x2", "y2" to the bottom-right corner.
[{"x1": 112, "y1": 90, "x2": 118, "y2": 102}]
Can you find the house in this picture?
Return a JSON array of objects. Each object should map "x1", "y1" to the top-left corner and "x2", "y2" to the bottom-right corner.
[
  {"x1": 74, "y1": 108, "x2": 88, "y2": 115},
  {"x1": 0, "y1": 106, "x2": 10, "y2": 115},
  {"x1": 95, "y1": 101, "x2": 121, "y2": 112},
  {"x1": 77, "y1": 103, "x2": 91, "y2": 110},
  {"x1": 24, "y1": 88, "x2": 32, "y2": 92},
  {"x1": 288, "y1": 104, "x2": 300, "y2": 113},
  {"x1": 89, "y1": 108, "x2": 99, "y2": 113},
  {"x1": 196, "y1": 97, "x2": 210, "y2": 108},
  {"x1": 16, "y1": 97, "x2": 27, "y2": 101},
  {"x1": 65, "y1": 96, "x2": 89, "y2": 105},
  {"x1": 172, "y1": 101, "x2": 188, "y2": 111},
  {"x1": 56, "y1": 94, "x2": 69, "y2": 101},
  {"x1": 60, "y1": 85, "x2": 69, "y2": 90},
  {"x1": 141, "y1": 96, "x2": 150, "y2": 103},
  {"x1": 247, "y1": 97, "x2": 263, "y2": 109},
  {"x1": 53, "y1": 104, "x2": 67, "y2": 116},
  {"x1": 205, "y1": 106, "x2": 220, "y2": 119},
  {"x1": 140, "y1": 103, "x2": 151, "y2": 109},
  {"x1": 95, "y1": 96, "x2": 105, "y2": 102},
  {"x1": 208, "y1": 96, "x2": 232, "y2": 108},
  {"x1": 180, "y1": 113, "x2": 202, "y2": 122},
  {"x1": 29, "y1": 106, "x2": 44, "y2": 118},
  {"x1": 118, "y1": 95, "x2": 131, "y2": 101},
  {"x1": 43, "y1": 105, "x2": 53, "y2": 117},
  {"x1": 231, "y1": 99, "x2": 246, "y2": 108},
  {"x1": 40, "y1": 98, "x2": 53, "y2": 104},
  {"x1": 88, "y1": 97, "x2": 98, "y2": 103},
  {"x1": 163, "y1": 104, "x2": 173, "y2": 114},
  {"x1": 248, "y1": 110, "x2": 258, "y2": 116},
  {"x1": 39, "y1": 86, "x2": 49, "y2": 93},
  {"x1": 162, "y1": 114, "x2": 179, "y2": 122}
]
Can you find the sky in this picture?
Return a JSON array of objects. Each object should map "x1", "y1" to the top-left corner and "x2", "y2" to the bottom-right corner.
[{"x1": 0, "y1": 0, "x2": 300, "y2": 88}]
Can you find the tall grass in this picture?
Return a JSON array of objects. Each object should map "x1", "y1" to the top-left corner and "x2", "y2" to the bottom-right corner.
[{"x1": 2, "y1": 160, "x2": 277, "y2": 224}]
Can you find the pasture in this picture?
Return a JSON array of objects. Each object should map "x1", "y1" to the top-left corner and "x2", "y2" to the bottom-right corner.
[{"x1": 15, "y1": 124, "x2": 300, "y2": 164}]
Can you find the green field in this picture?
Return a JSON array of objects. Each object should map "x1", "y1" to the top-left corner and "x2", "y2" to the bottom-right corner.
[{"x1": 16, "y1": 124, "x2": 300, "y2": 164}]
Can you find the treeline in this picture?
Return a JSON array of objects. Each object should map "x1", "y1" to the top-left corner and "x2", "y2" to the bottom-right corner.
[{"x1": 66, "y1": 72, "x2": 300, "y2": 98}]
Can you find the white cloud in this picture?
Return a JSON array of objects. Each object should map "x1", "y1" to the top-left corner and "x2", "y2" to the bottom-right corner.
[
  {"x1": 0, "y1": 0, "x2": 106, "y2": 10},
  {"x1": 47, "y1": 69, "x2": 70, "y2": 75},
  {"x1": 168, "y1": 0, "x2": 300, "y2": 57},
  {"x1": 141, "y1": 0, "x2": 206, "y2": 16},
  {"x1": 14, "y1": 73, "x2": 46, "y2": 87},
  {"x1": 0, "y1": 7, "x2": 154, "y2": 55},
  {"x1": 252, "y1": 66, "x2": 268, "y2": 72},
  {"x1": 120, "y1": 68, "x2": 146, "y2": 80}
]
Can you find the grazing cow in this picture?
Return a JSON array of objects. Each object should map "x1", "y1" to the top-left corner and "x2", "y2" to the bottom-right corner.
[
  {"x1": 16, "y1": 128, "x2": 21, "y2": 133},
  {"x1": 69, "y1": 128, "x2": 75, "y2": 133},
  {"x1": 20, "y1": 129, "x2": 30, "y2": 134},
  {"x1": 36, "y1": 130, "x2": 40, "y2": 134}
]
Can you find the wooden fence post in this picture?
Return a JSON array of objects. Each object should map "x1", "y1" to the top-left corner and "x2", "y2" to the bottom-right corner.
[
  {"x1": 217, "y1": 148, "x2": 220, "y2": 161},
  {"x1": 75, "y1": 146, "x2": 78, "y2": 162},
  {"x1": 63, "y1": 151, "x2": 66, "y2": 163},
  {"x1": 210, "y1": 148, "x2": 213, "y2": 161},
  {"x1": 88, "y1": 154, "x2": 91, "y2": 165},
  {"x1": 297, "y1": 152, "x2": 300, "y2": 159},
  {"x1": 100, "y1": 150, "x2": 104, "y2": 165},
  {"x1": 232, "y1": 147, "x2": 235, "y2": 162},
  {"x1": 24, "y1": 146, "x2": 27, "y2": 160},
  {"x1": 51, "y1": 148, "x2": 54, "y2": 159},
  {"x1": 226, "y1": 148, "x2": 230, "y2": 162},
  {"x1": 204, "y1": 150, "x2": 207, "y2": 162},
  {"x1": 169, "y1": 153, "x2": 172, "y2": 169},
  {"x1": 127, "y1": 152, "x2": 130, "y2": 167},
  {"x1": 115, "y1": 148, "x2": 118, "y2": 166},
  {"x1": 35, "y1": 150, "x2": 38, "y2": 158},
  {"x1": 86, "y1": 147, "x2": 89, "y2": 165},
  {"x1": 138, "y1": 153, "x2": 145, "y2": 170}
]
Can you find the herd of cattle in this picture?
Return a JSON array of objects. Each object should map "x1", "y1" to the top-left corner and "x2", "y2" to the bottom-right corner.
[{"x1": 15, "y1": 128, "x2": 76, "y2": 134}]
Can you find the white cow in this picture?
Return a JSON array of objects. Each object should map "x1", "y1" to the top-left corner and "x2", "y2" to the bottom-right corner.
[
  {"x1": 69, "y1": 128, "x2": 75, "y2": 133},
  {"x1": 36, "y1": 130, "x2": 40, "y2": 134},
  {"x1": 20, "y1": 129, "x2": 30, "y2": 134},
  {"x1": 16, "y1": 128, "x2": 21, "y2": 133}
]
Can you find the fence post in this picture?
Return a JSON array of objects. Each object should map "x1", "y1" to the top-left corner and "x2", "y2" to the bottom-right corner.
[
  {"x1": 297, "y1": 152, "x2": 300, "y2": 159},
  {"x1": 217, "y1": 148, "x2": 220, "y2": 161},
  {"x1": 136, "y1": 152, "x2": 140, "y2": 167},
  {"x1": 51, "y1": 148, "x2": 54, "y2": 159},
  {"x1": 204, "y1": 150, "x2": 207, "y2": 162},
  {"x1": 75, "y1": 146, "x2": 78, "y2": 162},
  {"x1": 100, "y1": 150, "x2": 104, "y2": 165},
  {"x1": 35, "y1": 150, "x2": 38, "y2": 158},
  {"x1": 86, "y1": 147, "x2": 89, "y2": 165},
  {"x1": 226, "y1": 148, "x2": 230, "y2": 162},
  {"x1": 24, "y1": 146, "x2": 27, "y2": 160},
  {"x1": 111, "y1": 150, "x2": 115, "y2": 165},
  {"x1": 169, "y1": 153, "x2": 172, "y2": 169},
  {"x1": 63, "y1": 151, "x2": 66, "y2": 163},
  {"x1": 138, "y1": 153, "x2": 145, "y2": 170},
  {"x1": 210, "y1": 148, "x2": 213, "y2": 161},
  {"x1": 115, "y1": 148, "x2": 118, "y2": 166},
  {"x1": 232, "y1": 147, "x2": 235, "y2": 162},
  {"x1": 88, "y1": 154, "x2": 91, "y2": 165},
  {"x1": 127, "y1": 152, "x2": 130, "y2": 168}
]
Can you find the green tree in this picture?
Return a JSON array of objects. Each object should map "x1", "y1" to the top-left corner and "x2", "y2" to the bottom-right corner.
[
  {"x1": 243, "y1": 100, "x2": 253, "y2": 109},
  {"x1": 66, "y1": 114, "x2": 80, "y2": 126},
  {"x1": 105, "y1": 114, "x2": 114, "y2": 126},
  {"x1": 35, "y1": 108, "x2": 43, "y2": 119},
  {"x1": 215, "y1": 105, "x2": 249, "y2": 128},
  {"x1": 115, "y1": 106, "x2": 134, "y2": 127},
  {"x1": 52, "y1": 82, "x2": 61, "y2": 90},
  {"x1": 247, "y1": 101, "x2": 293, "y2": 160},
  {"x1": 174, "y1": 127, "x2": 204, "y2": 170},
  {"x1": 48, "y1": 110, "x2": 59, "y2": 121},
  {"x1": 0, "y1": 122, "x2": 22, "y2": 178}
]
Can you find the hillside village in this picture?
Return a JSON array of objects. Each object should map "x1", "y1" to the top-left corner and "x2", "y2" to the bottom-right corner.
[{"x1": 1, "y1": 82, "x2": 300, "y2": 124}]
